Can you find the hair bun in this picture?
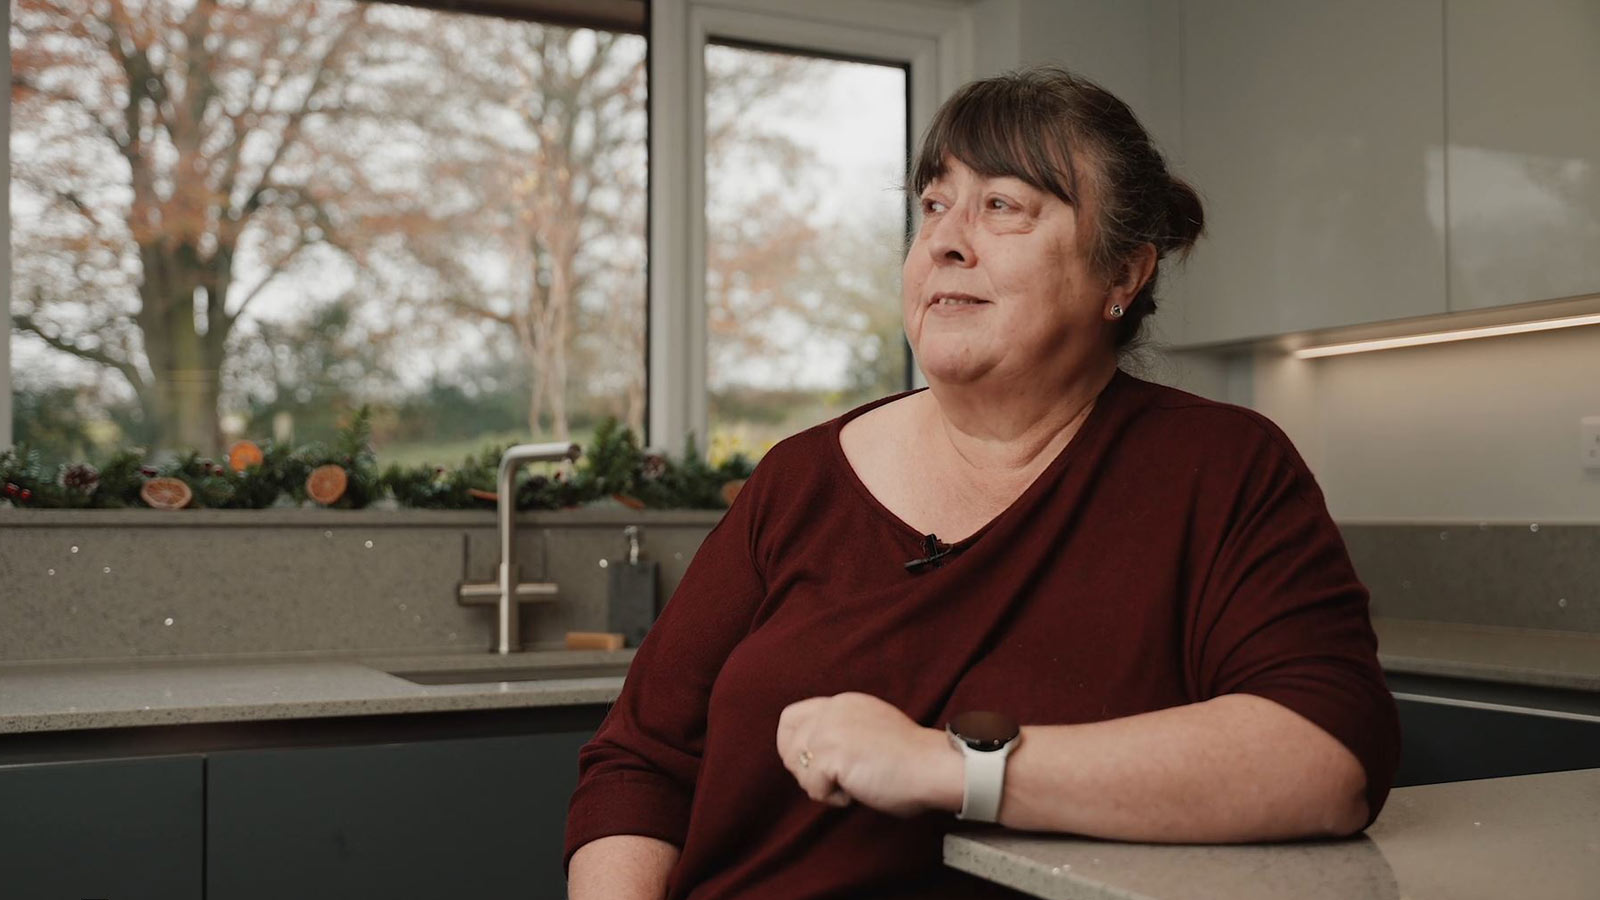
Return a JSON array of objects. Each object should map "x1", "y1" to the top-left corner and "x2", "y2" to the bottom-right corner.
[{"x1": 1162, "y1": 176, "x2": 1205, "y2": 257}]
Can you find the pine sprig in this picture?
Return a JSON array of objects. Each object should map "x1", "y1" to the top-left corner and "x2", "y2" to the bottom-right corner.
[
  {"x1": 287, "y1": 406, "x2": 381, "y2": 508},
  {"x1": 380, "y1": 443, "x2": 503, "y2": 510}
]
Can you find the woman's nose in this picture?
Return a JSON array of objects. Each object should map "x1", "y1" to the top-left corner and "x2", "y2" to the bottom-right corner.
[{"x1": 926, "y1": 209, "x2": 976, "y2": 267}]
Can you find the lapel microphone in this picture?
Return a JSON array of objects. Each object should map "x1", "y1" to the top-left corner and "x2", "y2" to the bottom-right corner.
[{"x1": 904, "y1": 533, "x2": 956, "y2": 573}]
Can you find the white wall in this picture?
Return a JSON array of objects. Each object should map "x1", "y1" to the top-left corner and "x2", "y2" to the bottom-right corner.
[
  {"x1": 1248, "y1": 326, "x2": 1600, "y2": 523},
  {"x1": 970, "y1": 0, "x2": 1022, "y2": 77}
]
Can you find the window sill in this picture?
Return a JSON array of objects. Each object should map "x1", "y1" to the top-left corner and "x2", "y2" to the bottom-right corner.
[{"x1": 0, "y1": 506, "x2": 728, "y2": 529}]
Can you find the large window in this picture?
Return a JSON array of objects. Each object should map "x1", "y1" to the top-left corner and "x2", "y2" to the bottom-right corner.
[
  {"x1": 8, "y1": 0, "x2": 971, "y2": 468},
  {"x1": 9, "y1": 0, "x2": 647, "y2": 464},
  {"x1": 704, "y1": 43, "x2": 909, "y2": 460}
]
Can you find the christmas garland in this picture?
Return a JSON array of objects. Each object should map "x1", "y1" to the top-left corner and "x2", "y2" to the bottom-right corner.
[{"x1": 0, "y1": 409, "x2": 753, "y2": 512}]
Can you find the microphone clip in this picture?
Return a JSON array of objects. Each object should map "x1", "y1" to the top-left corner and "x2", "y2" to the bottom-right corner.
[{"x1": 904, "y1": 534, "x2": 954, "y2": 573}]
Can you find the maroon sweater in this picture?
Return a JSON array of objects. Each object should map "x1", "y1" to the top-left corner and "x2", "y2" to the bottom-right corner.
[{"x1": 565, "y1": 369, "x2": 1400, "y2": 898}]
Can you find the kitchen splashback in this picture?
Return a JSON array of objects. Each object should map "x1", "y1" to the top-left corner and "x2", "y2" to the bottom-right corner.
[
  {"x1": 1341, "y1": 523, "x2": 1599, "y2": 633},
  {"x1": 0, "y1": 509, "x2": 719, "y2": 663}
]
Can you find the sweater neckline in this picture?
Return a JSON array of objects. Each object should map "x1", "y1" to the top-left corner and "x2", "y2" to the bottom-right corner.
[{"x1": 828, "y1": 368, "x2": 1130, "y2": 553}]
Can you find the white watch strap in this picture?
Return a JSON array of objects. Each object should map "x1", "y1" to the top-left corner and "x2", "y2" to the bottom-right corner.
[{"x1": 958, "y1": 742, "x2": 1014, "y2": 822}]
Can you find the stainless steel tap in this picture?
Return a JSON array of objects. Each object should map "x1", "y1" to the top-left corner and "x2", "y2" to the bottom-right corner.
[{"x1": 456, "y1": 442, "x2": 581, "y2": 653}]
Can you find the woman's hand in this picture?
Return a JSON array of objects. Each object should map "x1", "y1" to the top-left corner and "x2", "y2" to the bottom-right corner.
[{"x1": 776, "y1": 692, "x2": 962, "y2": 817}]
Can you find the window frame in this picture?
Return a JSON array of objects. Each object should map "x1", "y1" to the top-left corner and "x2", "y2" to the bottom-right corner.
[
  {"x1": 650, "y1": 0, "x2": 970, "y2": 452},
  {"x1": 0, "y1": 0, "x2": 974, "y2": 453},
  {"x1": 2, "y1": 9, "x2": 10, "y2": 447}
]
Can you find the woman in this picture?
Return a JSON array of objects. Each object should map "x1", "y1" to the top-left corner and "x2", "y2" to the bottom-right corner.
[{"x1": 566, "y1": 66, "x2": 1400, "y2": 899}]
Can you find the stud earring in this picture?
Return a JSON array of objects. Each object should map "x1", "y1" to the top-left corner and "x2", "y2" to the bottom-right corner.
[{"x1": 1109, "y1": 304, "x2": 1125, "y2": 319}]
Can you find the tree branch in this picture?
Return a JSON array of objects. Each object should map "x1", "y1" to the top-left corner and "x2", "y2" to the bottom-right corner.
[
  {"x1": 12, "y1": 309, "x2": 147, "y2": 393},
  {"x1": 11, "y1": 76, "x2": 128, "y2": 149},
  {"x1": 179, "y1": 0, "x2": 221, "y2": 129},
  {"x1": 441, "y1": 294, "x2": 514, "y2": 327},
  {"x1": 231, "y1": 8, "x2": 365, "y2": 231},
  {"x1": 100, "y1": 0, "x2": 166, "y2": 214},
  {"x1": 222, "y1": 180, "x2": 348, "y2": 325},
  {"x1": 57, "y1": 190, "x2": 109, "y2": 233},
  {"x1": 222, "y1": 238, "x2": 310, "y2": 323}
]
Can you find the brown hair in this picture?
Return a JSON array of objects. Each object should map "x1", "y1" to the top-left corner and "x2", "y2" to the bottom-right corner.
[{"x1": 911, "y1": 66, "x2": 1204, "y2": 349}]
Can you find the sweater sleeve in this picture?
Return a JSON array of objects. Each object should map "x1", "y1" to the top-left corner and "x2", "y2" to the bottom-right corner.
[
  {"x1": 1187, "y1": 416, "x2": 1401, "y2": 830},
  {"x1": 563, "y1": 457, "x2": 772, "y2": 869}
]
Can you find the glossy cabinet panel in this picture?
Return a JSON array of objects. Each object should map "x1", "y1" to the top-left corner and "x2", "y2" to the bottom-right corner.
[
  {"x1": 1446, "y1": 0, "x2": 1600, "y2": 311},
  {"x1": 0, "y1": 755, "x2": 204, "y2": 900},
  {"x1": 1174, "y1": 1, "x2": 1448, "y2": 346},
  {"x1": 1389, "y1": 672, "x2": 1600, "y2": 786},
  {"x1": 208, "y1": 731, "x2": 593, "y2": 900}
]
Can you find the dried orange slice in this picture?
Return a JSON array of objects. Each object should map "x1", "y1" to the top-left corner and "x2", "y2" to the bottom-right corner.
[
  {"x1": 227, "y1": 440, "x2": 265, "y2": 472},
  {"x1": 140, "y1": 476, "x2": 193, "y2": 510},
  {"x1": 305, "y1": 464, "x2": 349, "y2": 505},
  {"x1": 719, "y1": 478, "x2": 746, "y2": 507}
]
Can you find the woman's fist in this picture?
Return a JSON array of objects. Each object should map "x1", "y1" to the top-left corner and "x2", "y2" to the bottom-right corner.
[{"x1": 776, "y1": 692, "x2": 962, "y2": 817}]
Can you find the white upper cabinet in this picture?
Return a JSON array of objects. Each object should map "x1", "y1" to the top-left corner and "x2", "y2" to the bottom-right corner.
[
  {"x1": 1445, "y1": 0, "x2": 1600, "y2": 312},
  {"x1": 1171, "y1": 1, "x2": 1448, "y2": 346}
]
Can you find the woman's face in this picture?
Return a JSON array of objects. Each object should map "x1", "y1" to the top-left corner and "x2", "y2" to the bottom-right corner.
[{"x1": 903, "y1": 155, "x2": 1112, "y2": 390}]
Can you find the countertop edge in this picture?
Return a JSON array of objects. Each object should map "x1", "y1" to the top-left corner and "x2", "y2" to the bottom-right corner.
[
  {"x1": 0, "y1": 678, "x2": 623, "y2": 735},
  {"x1": 1377, "y1": 652, "x2": 1600, "y2": 691},
  {"x1": 1372, "y1": 617, "x2": 1600, "y2": 692},
  {"x1": 944, "y1": 835, "x2": 1140, "y2": 900}
]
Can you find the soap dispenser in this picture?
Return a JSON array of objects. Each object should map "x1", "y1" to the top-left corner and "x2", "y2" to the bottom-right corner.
[{"x1": 607, "y1": 525, "x2": 660, "y2": 647}]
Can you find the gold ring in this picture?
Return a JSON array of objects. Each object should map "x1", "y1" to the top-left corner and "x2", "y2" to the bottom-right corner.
[{"x1": 799, "y1": 749, "x2": 813, "y2": 769}]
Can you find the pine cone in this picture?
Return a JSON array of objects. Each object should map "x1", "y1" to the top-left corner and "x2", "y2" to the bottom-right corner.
[
  {"x1": 642, "y1": 452, "x2": 668, "y2": 480},
  {"x1": 59, "y1": 463, "x2": 101, "y2": 495}
]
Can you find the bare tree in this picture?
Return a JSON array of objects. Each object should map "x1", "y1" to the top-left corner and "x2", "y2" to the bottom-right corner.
[
  {"x1": 419, "y1": 29, "x2": 859, "y2": 443},
  {"x1": 11, "y1": 0, "x2": 438, "y2": 452},
  {"x1": 407, "y1": 21, "x2": 648, "y2": 442},
  {"x1": 13, "y1": 0, "x2": 872, "y2": 458},
  {"x1": 703, "y1": 47, "x2": 908, "y2": 404}
]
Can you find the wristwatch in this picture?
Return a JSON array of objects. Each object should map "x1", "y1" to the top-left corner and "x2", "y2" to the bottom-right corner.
[{"x1": 946, "y1": 710, "x2": 1021, "y2": 822}]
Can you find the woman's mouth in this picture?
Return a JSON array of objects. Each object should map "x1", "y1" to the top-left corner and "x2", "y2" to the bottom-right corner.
[{"x1": 930, "y1": 292, "x2": 989, "y2": 307}]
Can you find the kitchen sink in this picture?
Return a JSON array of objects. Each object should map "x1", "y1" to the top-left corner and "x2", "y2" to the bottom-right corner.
[{"x1": 387, "y1": 662, "x2": 630, "y2": 685}]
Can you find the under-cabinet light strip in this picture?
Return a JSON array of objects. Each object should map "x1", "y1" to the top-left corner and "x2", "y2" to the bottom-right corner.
[{"x1": 1292, "y1": 313, "x2": 1600, "y2": 359}]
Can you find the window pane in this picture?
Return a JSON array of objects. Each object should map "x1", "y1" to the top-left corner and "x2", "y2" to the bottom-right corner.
[
  {"x1": 703, "y1": 44, "x2": 908, "y2": 461},
  {"x1": 9, "y1": 0, "x2": 647, "y2": 466}
]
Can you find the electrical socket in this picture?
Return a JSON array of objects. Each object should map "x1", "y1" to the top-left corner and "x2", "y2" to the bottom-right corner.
[{"x1": 1584, "y1": 416, "x2": 1600, "y2": 471}]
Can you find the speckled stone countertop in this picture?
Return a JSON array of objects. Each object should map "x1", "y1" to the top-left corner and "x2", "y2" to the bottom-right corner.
[
  {"x1": 5, "y1": 616, "x2": 1593, "y2": 735},
  {"x1": 945, "y1": 767, "x2": 1600, "y2": 900},
  {"x1": 1373, "y1": 617, "x2": 1600, "y2": 691},
  {"x1": 0, "y1": 649, "x2": 632, "y2": 734}
]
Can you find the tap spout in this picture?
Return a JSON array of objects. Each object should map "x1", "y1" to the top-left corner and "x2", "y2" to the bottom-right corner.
[{"x1": 494, "y1": 442, "x2": 581, "y2": 653}]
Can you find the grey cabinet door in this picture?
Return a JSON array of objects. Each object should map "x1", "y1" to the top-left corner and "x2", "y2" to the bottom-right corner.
[
  {"x1": 1174, "y1": 0, "x2": 1447, "y2": 345},
  {"x1": 0, "y1": 754, "x2": 204, "y2": 900},
  {"x1": 1445, "y1": 0, "x2": 1600, "y2": 312},
  {"x1": 207, "y1": 731, "x2": 591, "y2": 900}
]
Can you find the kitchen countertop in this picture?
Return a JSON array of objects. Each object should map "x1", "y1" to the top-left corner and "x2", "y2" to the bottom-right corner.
[
  {"x1": 946, "y1": 767, "x2": 1600, "y2": 900},
  {"x1": 0, "y1": 649, "x2": 632, "y2": 734},
  {"x1": 3, "y1": 617, "x2": 1594, "y2": 735},
  {"x1": 1373, "y1": 617, "x2": 1600, "y2": 691}
]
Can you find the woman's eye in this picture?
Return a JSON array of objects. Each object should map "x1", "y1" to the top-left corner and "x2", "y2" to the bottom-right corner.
[
  {"x1": 922, "y1": 198, "x2": 947, "y2": 214},
  {"x1": 987, "y1": 197, "x2": 1013, "y2": 211}
]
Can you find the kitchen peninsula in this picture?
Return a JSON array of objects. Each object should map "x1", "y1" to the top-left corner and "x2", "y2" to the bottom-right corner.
[{"x1": 948, "y1": 767, "x2": 1600, "y2": 900}]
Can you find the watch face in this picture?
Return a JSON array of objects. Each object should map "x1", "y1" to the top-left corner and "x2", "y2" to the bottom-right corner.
[{"x1": 948, "y1": 710, "x2": 1020, "y2": 751}]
